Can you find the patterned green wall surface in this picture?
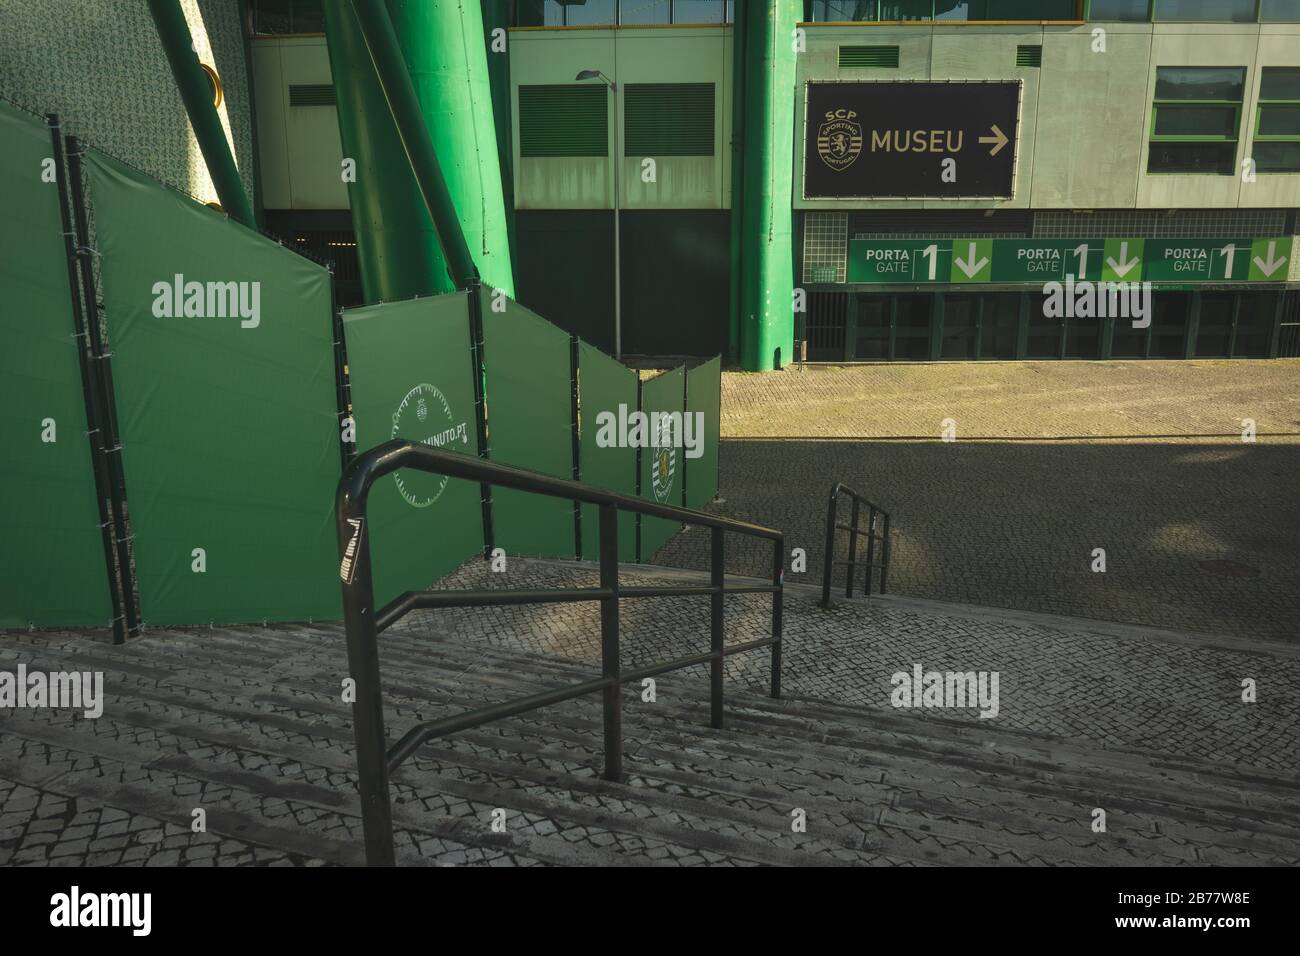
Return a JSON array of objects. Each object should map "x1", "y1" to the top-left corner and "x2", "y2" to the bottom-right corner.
[{"x1": 0, "y1": 1, "x2": 256, "y2": 208}]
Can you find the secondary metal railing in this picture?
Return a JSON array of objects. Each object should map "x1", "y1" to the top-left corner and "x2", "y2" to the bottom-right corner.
[
  {"x1": 820, "y1": 483, "x2": 891, "y2": 606},
  {"x1": 337, "y1": 439, "x2": 784, "y2": 866}
]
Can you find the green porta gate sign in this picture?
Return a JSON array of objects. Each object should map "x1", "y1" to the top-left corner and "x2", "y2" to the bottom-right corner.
[{"x1": 845, "y1": 237, "x2": 1293, "y2": 285}]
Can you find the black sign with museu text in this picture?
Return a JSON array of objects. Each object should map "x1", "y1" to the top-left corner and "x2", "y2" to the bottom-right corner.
[{"x1": 803, "y1": 81, "x2": 1022, "y2": 200}]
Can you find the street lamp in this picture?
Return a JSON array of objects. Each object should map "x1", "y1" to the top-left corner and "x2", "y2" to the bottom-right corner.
[{"x1": 576, "y1": 69, "x2": 621, "y2": 360}]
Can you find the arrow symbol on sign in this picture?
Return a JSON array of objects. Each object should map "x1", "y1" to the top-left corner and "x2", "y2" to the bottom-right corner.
[
  {"x1": 979, "y1": 124, "x2": 1009, "y2": 157},
  {"x1": 954, "y1": 242, "x2": 989, "y2": 278},
  {"x1": 1253, "y1": 240, "x2": 1286, "y2": 277},
  {"x1": 1106, "y1": 242, "x2": 1140, "y2": 279}
]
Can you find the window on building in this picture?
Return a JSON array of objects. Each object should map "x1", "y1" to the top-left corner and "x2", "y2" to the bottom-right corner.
[
  {"x1": 1148, "y1": 67, "x2": 1244, "y2": 175},
  {"x1": 515, "y1": 1, "x2": 731, "y2": 26},
  {"x1": 673, "y1": 0, "x2": 727, "y2": 22},
  {"x1": 1088, "y1": 0, "x2": 1150, "y2": 20},
  {"x1": 518, "y1": 85, "x2": 609, "y2": 157},
  {"x1": 813, "y1": 0, "x2": 889, "y2": 19},
  {"x1": 1254, "y1": 68, "x2": 1300, "y2": 173},
  {"x1": 564, "y1": 0, "x2": 620, "y2": 24},
  {"x1": 1261, "y1": 0, "x2": 1300, "y2": 21},
  {"x1": 814, "y1": 0, "x2": 1077, "y2": 18},
  {"x1": 251, "y1": 0, "x2": 324, "y2": 34},
  {"x1": 618, "y1": 0, "x2": 671, "y2": 23},
  {"x1": 624, "y1": 83, "x2": 715, "y2": 156},
  {"x1": 1153, "y1": 0, "x2": 1257, "y2": 21}
]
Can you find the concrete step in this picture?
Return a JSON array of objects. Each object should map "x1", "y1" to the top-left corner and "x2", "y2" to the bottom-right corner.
[{"x1": 3, "y1": 625, "x2": 1298, "y2": 866}]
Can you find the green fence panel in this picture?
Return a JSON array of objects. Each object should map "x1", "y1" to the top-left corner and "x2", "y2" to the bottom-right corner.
[
  {"x1": 685, "y1": 356, "x2": 722, "y2": 511},
  {"x1": 480, "y1": 293, "x2": 575, "y2": 557},
  {"x1": 86, "y1": 149, "x2": 340, "y2": 625},
  {"x1": 343, "y1": 294, "x2": 482, "y2": 607},
  {"x1": 577, "y1": 341, "x2": 637, "y2": 562},
  {"x1": 0, "y1": 104, "x2": 114, "y2": 628},
  {"x1": 638, "y1": 365, "x2": 687, "y2": 561}
]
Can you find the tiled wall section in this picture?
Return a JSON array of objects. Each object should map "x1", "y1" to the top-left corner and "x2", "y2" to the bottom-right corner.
[{"x1": 0, "y1": 1, "x2": 255, "y2": 206}]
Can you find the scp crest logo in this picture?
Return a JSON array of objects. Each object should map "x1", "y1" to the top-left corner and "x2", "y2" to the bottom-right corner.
[{"x1": 817, "y1": 108, "x2": 862, "y2": 171}]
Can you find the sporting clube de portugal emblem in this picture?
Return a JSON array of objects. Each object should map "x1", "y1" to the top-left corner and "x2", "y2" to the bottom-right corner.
[
  {"x1": 650, "y1": 418, "x2": 677, "y2": 504},
  {"x1": 390, "y1": 383, "x2": 469, "y2": 508},
  {"x1": 817, "y1": 108, "x2": 863, "y2": 171}
]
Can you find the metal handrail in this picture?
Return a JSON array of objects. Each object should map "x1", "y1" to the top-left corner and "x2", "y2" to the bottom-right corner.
[
  {"x1": 820, "y1": 482, "x2": 891, "y2": 606},
  {"x1": 336, "y1": 439, "x2": 784, "y2": 866}
]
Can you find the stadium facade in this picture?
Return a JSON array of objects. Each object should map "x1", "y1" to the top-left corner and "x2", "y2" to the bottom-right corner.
[{"x1": 5, "y1": 0, "x2": 1299, "y2": 369}]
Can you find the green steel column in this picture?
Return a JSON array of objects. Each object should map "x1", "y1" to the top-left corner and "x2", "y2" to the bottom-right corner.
[
  {"x1": 726, "y1": 1, "x2": 747, "y2": 365},
  {"x1": 147, "y1": 0, "x2": 256, "y2": 228},
  {"x1": 482, "y1": 0, "x2": 518, "y2": 279},
  {"x1": 388, "y1": 0, "x2": 515, "y2": 296},
  {"x1": 324, "y1": 0, "x2": 451, "y2": 300},
  {"x1": 737, "y1": 0, "x2": 797, "y2": 372},
  {"x1": 347, "y1": 0, "x2": 479, "y2": 290}
]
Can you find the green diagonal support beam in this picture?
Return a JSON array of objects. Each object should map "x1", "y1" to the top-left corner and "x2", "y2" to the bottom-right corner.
[
  {"x1": 146, "y1": 0, "x2": 256, "y2": 228},
  {"x1": 348, "y1": 0, "x2": 479, "y2": 290}
]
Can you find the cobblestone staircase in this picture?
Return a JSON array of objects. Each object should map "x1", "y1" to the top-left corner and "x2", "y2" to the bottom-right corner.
[{"x1": 2, "y1": 623, "x2": 1298, "y2": 866}]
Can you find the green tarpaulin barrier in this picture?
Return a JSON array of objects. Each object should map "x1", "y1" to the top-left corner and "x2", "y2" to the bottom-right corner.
[
  {"x1": 577, "y1": 341, "x2": 637, "y2": 562},
  {"x1": 685, "y1": 357, "x2": 722, "y2": 511},
  {"x1": 0, "y1": 103, "x2": 114, "y2": 628},
  {"x1": 343, "y1": 294, "x2": 482, "y2": 607},
  {"x1": 86, "y1": 149, "x2": 341, "y2": 624},
  {"x1": 638, "y1": 366, "x2": 686, "y2": 561},
  {"x1": 480, "y1": 292, "x2": 575, "y2": 558}
]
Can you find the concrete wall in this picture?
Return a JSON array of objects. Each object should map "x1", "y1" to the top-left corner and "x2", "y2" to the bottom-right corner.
[
  {"x1": 795, "y1": 21, "x2": 1300, "y2": 211},
  {"x1": 251, "y1": 20, "x2": 1300, "y2": 213},
  {"x1": 251, "y1": 35, "x2": 347, "y2": 210},
  {"x1": 509, "y1": 26, "x2": 733, "y2": 210},
  {"x1": 0, "y1": 0, "x2": 255, "y2": 207}
]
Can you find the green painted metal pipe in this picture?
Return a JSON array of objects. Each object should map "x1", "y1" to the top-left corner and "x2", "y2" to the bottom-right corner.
[
  {"x1": 323, "y1": 0, "x2": 450, "y2": 301},
  {"x1": 737, "y1": 0, "x2": 797, "y2": 372},
  {"x1": 482, "y1": 0, "x2": 519, "y2": 281},
  {"x1": 387, "y1": 0, "x2": 514, "y2": 296},
  {"x1": 347, "y1": 0, "x2": 479, "y2": 290},
  {"x1": 147, "y1": 0, "x2": 256, "y2": 228}
]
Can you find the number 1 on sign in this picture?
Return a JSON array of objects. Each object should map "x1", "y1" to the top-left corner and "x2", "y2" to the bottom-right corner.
[
  {"x1": 1073, "y1": 244, "x2": 1089, "y2": 279},
  {"x1": 921, "y1": 244, "x2": 938, "y2": 281},
  {"x1": 1220, "y1": 244, "x2": 1235, "y2": 279}
]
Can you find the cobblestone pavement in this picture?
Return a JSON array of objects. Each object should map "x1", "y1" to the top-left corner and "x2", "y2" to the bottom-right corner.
[
  {"x1": 656, "y1": 360, "x2": 1300, "y2": 642},
  {"x1": 4, "y1": 595, "x2": 1299, "y2": 867},
  {"x1": 410, "y1": 558, "x2": 1300, "y2": 774},
  {"x1": 723, "y1": 359, "x2": 1300, "y2": 439}
]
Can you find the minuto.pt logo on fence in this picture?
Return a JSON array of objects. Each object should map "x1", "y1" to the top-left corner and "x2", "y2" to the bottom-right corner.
[
  {"x1": 151, "y1": 273, "x2": 261, "y2": 328},
  {"x1": 390, "y1": 383, "x2": 469, "y2": 508}
]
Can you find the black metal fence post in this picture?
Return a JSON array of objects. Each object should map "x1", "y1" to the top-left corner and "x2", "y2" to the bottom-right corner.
[
  {"x1": 771, "y1": 536, "x2": 783, "y2": 700},
  {"x1": 845, "y1": 497, "x2": 860, "y2": 599},
  {"x1": 880, "y1": 513, "x2": 892, "y2": 594},
  {"x1": 710, "y1": 526, "x2": 724, "y2": 729},
  {"x1": 864, "y1": 505, "x2": 878, "y2": 596},
  {"x1": 598, "y1": 503, "x2": 622, "y2": 781},
  {"x1": 467, "y1": 280, "x2": 493, "y2": 559},
  {"x1": 65, "y1": 134, "x2": 140, "y2": 639},
  {"x1": 336, "y1": 484, "x2": 395, "y2": 866},
  {"x1": 49, "y1": 115, "x2": 126, "y2": 645},
  {"x1": 820, "y1": 492, "x2": 837, "y2": 607},
  {"x1": 569, "y1": 334, "x2": 582, "y2": 559}
]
